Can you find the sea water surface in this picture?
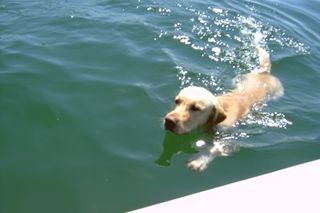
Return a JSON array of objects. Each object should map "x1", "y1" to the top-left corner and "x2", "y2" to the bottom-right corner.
[{"x1": 1, "y1": 0, "x2": 320, "y2": 212}]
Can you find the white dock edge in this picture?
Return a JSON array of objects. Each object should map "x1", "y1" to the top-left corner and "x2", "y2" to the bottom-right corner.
[{"x1": 130, "y1": 159, "x2": 320, "y2": 213}]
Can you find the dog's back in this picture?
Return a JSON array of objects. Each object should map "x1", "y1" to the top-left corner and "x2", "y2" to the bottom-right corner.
[{"x1": 217, "y1": 46, "x2": 283, "y2": 128}]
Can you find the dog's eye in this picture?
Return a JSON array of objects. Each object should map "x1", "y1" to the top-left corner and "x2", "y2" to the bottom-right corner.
[
  {"x1": 190, "y1": 104, "x2": 201, "y2": 112},
  {"x1": 175, "y1": 99, "x2": 181, "y2": 105}
]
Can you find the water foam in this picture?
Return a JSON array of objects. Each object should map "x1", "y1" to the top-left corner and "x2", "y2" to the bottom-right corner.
[{"x1": 149, "y1": 2, "x2": 310, "y2": 72}]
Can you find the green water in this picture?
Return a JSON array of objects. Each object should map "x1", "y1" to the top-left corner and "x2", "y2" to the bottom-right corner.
[{"x1": 1, "y1": 0, "x2": 320, "y2": 212}]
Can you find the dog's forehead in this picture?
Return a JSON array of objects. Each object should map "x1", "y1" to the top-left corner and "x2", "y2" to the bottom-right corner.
[{"x1": 177, "y1": 86, "x2": 217, "y2": 105}]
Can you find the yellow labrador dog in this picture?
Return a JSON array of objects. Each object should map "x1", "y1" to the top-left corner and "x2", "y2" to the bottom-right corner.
[{"x1": 164, "y1": 46, "x2": 283, "y2": 171}]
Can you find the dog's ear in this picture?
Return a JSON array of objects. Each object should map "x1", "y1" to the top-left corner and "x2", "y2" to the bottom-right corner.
[{"x1": 210, "y1": 105, "x2": 227, "y2": 126}]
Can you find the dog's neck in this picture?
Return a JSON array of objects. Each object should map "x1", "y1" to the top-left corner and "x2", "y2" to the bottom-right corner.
[{"x1": 203, "y1": 113, "x2": 220, "y2": 133}]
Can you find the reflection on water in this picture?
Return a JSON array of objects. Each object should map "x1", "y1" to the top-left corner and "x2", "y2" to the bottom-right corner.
[
  {"x1": 156, "y1": 132, "x2": 199, "y2": 166},
  {"x1": 156, "y1": 129, "x2": 241, "y2": 168}
]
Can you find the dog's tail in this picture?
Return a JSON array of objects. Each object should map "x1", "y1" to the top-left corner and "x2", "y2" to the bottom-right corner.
[
  {"x1": 252, "y1": 31, "x2": 271, "y2": 73},
  {"x1": 255, "y1": 46, "x2": 284, "y2": 100},
  {"x1": 255, "y1": 46, "x2": 271, "y2": 73}
]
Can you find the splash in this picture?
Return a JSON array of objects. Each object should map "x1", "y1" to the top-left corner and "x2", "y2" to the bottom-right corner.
[
  {"x1": 240, "y1": 105, "x2": 293, "y2": 129},
  {"x1": 149, "y1": 2, "x2": 310, "y2": 74}
]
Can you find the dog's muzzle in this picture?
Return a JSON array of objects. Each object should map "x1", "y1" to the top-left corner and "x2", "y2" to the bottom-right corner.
[{"x1": 164, "y1": 115, "x2": 177, "y2": 132}]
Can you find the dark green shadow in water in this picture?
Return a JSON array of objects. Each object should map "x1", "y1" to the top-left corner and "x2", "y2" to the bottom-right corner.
[{"x1": 156, "y1": 131, "x2": 212, "y2": 166}]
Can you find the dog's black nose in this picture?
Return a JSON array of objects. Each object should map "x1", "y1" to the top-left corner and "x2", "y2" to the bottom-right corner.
[{"x1": 164, "y1": 115, "x2": 177, "y2": 131}]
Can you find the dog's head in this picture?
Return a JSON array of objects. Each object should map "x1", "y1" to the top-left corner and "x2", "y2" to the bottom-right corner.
[{"x1": 164, "y1": 86, "x2": 226, "y2": 134}]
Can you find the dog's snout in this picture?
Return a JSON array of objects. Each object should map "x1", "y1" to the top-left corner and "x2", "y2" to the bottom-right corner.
[{"x1": 164, "y1": 115, "x2": 177, "y2": 131}]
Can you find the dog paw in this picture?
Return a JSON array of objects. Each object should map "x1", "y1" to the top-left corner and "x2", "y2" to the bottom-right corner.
[{"x1": 187, "y1": 158, "x2": 208, "y2": 172}]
